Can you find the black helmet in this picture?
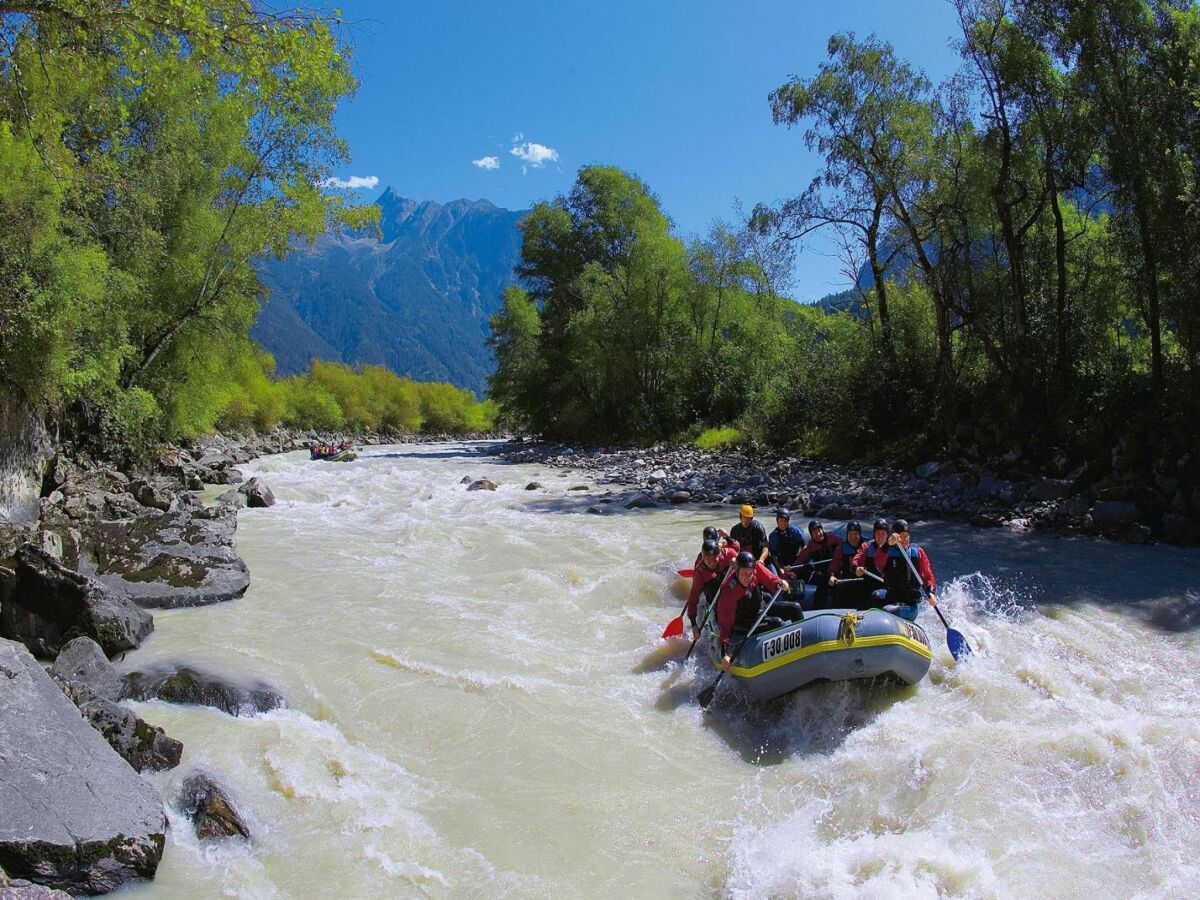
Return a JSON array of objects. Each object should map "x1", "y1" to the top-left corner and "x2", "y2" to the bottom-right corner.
[
  {"x1": 873, "y1": 518, "x2": 890, "y2": 532},
  {"x1": 701, "y1": 539, "x2": 720, "y2": 557},
  {"x1": 774, "y1": 507, "x2": 790, "y2": 520},
  {"x1": 735, "y1": 550, "x2": 756, "y2": 569},
  {"x1": 702, "y1": 525, "x2": 720, "y2": 542},
  {"x1": 846, "y1": 520, "x2": 862, "y2": 534},
  {"x1": 808, "y1": 520, "x2": 823, "y2": 533},
  {"x1": 892, "y1": 518, "x2": 909, "y2": 533}
]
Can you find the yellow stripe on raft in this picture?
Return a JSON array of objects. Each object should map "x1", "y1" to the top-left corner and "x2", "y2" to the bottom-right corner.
[{"x1": 728, "y1": 633, "x2": 933, "y2": 678}]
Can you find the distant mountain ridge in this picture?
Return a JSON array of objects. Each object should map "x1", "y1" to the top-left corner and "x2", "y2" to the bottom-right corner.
[{"x1": 252, "y1": 188, "x2": 528, "y2": 396}]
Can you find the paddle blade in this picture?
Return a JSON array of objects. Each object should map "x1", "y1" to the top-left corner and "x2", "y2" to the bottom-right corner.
[
  {"x1": 661, "y1": 616, "x2": 685, "y2": 639},
  {"x1": 677, "y1": 569, "x2": 694, "y2": 578},
  {"x1": 946, "y1": 628, "x2": 973, "y2": 661},
  {"x1": 697, "y1": 684, "x2": 717, "y2": 708}
]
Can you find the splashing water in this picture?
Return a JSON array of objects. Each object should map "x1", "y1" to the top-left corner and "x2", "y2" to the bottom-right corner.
[{"x1": 119, "y1": 443, "x2": 1200, "y2": 898}]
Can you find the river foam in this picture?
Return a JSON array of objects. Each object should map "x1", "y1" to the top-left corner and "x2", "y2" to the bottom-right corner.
[{"x1": 120, "y1": 442, "x2": 1200, "y2": 898}]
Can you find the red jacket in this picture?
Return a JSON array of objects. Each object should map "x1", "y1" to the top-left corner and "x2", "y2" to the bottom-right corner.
[
  {"x1": 852, "y1": 542, "x2": 937, "y2": 590},
  {"x1": 794, "y1": 532, "x2": 839, "y2": 566},
  {"x1": 687, "y1": 546, "x2": 737, "y2": 620},
  {"x1": 716, "y1": 562, "x2": 788, "y2": 647}
]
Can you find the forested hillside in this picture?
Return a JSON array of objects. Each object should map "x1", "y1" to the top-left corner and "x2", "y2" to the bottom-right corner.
[
  {"x1": 490, "y1": 0, "x2": 1200, "y2": 540},
  {"x1": 253, "y1": 189, "x2": 526, "y2": 396}
]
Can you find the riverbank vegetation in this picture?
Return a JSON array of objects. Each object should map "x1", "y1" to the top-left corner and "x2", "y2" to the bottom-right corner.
[
  {"x1": 490, "y1": 0, "x2": 1200, "y2": 516},
  {"x1": 219, "y1": 353, "x2": 497, "y2": 435}
]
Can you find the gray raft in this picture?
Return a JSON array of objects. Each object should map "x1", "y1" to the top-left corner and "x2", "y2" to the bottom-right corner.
[{"x1": 700, "y1": 599, "x2": 934, "y2": 701}]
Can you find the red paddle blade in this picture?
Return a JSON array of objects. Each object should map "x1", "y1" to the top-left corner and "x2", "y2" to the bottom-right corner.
[
  {"x1": 677, "y1": 569, "x2": 694, "y2": 578},
  {"x1": 661, "y1": 616, "x2": 685, "y2": 639}
]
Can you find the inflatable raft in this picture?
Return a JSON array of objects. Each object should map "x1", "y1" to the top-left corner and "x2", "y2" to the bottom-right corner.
[{"x1": 700, "y1": 599, "x2": 933, "y2": 701}]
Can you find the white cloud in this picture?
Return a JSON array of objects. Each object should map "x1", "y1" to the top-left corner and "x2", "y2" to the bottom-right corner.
[
  {"x1": 319, "y1": 175, "x2": 380, "y2": 190},
  {"x1": 472, "y1": 156, "x2": 500, "y2": 170},
  {"x1": 510, "y1": 140, "x2": 559, "y2": 172}
]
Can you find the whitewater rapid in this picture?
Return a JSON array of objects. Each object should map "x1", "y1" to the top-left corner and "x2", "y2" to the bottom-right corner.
[{"x1": 119, "y1": 442, "x2": 1200, "y2": 898}]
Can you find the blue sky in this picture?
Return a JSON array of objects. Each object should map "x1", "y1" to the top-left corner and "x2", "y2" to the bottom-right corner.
[{"x1": 323, "y1": 0, "x2": 964, "y2": 300}]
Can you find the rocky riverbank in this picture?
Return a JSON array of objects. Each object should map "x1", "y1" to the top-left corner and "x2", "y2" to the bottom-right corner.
[
  {"x1": 0, "y1": 424, "x2": 496, "y2": 894},
  {"x1": 489, "y1": 440, "x2": 1199, "y2": 546}
]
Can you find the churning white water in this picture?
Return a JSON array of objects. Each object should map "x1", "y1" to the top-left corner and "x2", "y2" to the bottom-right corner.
[{"x1": 117, "y1": 442, "x2": 1200, "y2": 898}]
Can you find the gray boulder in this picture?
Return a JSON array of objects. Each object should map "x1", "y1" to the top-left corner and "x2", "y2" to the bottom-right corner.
[
  {"x1": 53, "y1": 679, "x2": 183, "y2": 773},
  {"x1": 123, "y1": 665, "x2": 284, "y2": 716},
  {"x1": 1162, "y1": 513, "x2": 1200, "y2": 545},
  {"x1": 237, "y1": 477, "x2": 275, "y2": 509},
  {"x1": 524, "y1": 481, "x2": 542, "y2": 491},
  {"x1": 1088, "y1": 500, "x2": 1141, "y2": 535},
  {"x1": 128, "y1": 480, "x2": 175, "y2": 513},
  {"x1": 177, "y1": 772, "x2": 250, "y2": 841},
  {"x1": 466, "y1": 479, "x2": 497, "y2": 492},
  {"x1": 0, "y1": 639, "x2": 165, "y2": 894},
  {"x1": 1027, "y1": 478, "x2": 1073, "y2": 502},
  {"x1": 0, "y1": 868, "x2": 74, "y2": 898},
  {"x1": 624, "y1": 492, "x2": 657, "y2": 509},
  {"x1": 668, "y1": 491, "x2": 691, "y2": 504},
  {"x1": 81, "y1": 503, "x2": 250, "y2": 609},
  {"x1": 49, "y1": 637, "x2": 123, "y2": 702},
  {"x1": 0, "y1": 545, "x2": 153, "y2": 657},
  {"x1": 816, "y1": 503, "x2": 853, "y2": 519}
]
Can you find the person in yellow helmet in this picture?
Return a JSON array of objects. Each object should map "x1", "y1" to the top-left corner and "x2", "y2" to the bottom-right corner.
[{"x1": 729, "y1": 504, "x2": 769, "y2": 567}]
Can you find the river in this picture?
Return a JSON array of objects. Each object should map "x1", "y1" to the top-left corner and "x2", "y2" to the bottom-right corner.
[{"x1": 118, "y1": 441, "x2": 1200, "y2": 898}]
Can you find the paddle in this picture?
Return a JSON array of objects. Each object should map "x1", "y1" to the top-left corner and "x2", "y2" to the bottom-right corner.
[
  {"x1": 697, "y1": 585, "x2": 785, "y2": 709},
  {"x1": 894, "y1": 542, "x2": 973, "y2": 661},
  {"x1": 677, "y1": 568, "x2": 694, "y2": 578},
  {"x1": 661, "y1": 602, "x2": 687, "y2": 639},
  {"x1": 683, "y1": 565, "x2": 736, "y2": 662}
]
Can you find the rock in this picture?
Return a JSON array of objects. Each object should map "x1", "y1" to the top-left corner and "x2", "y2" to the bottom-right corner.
[
  {"x1": 1060, "y1": 495, "x2": 1090, "y2": 520},
  {"x1": 0, "y1": 869, "x2": 74, "y2": 898},
  {"x1": 1027, "y1": 478, "x2": 1072, "y2": 502},
  {"x1": 915, "y1": 461, "x2": 942, "y2": 480},
  {"x1": 816, "y1": 503, "x2": 852, "y2": 519},
  {"x1": 648, "y1": 469, "x2": 668, "y2": 482},
  {"x1": 0, "y1": 545, "x2": 154, "y2": 657},
  {"x1": 237, "y1": 477, "x2": 275, "y2": 509},
  {"x1": 48, "y1": 637, "x2": 123, "y2": 702},
  {"x1": 466, "y1": 479, "x2": 497, "y2": 492},
  {"x1": 177, "y1": 772, "x2": 250, "y2": 841},
  {"x1": 0, "y1": 639, "x2": 165, "y2": 894},
  {"x1": 1088, "y1": 500, "x2": 1141, "y2": 535},
  {"x1": 1162, "y1": 513, "x2": 1200, "y2": 545},
  {"x1": 567, "y1": 484, "x2": 589, "y2": 491},
  {"x1": 123, "y1": 665, "x2": 284, "y2": 716},
  {"x1": 459, "y1": 476, "x2": 472, "y2": 484},
  {"x1": 216, "y1": 488, "x2": 245, "y2": 508},
  {"x1": 668, "y1": 491, "x2": 691, "y2": 504},
  {"x1": 129, "y1": 480, "x2": 175, "y2": 513},
  {"x1": 586, "y1": 506, "x2": 603, "y2": 515},
  {"x1": 1126, "y1": 523, "x2": 1154, "y2": 545},
  {"x1": 53, "y1": 678, "x2": 183, "y2": 773},
  {"x1": 75, "y1": 503, "x2": 250, "y2": 609},
  {"x1": 524, "y1": 482, "x2": 542, "y2": 491},
  {"x1": 623, "y1": 492, "x2": 657, "y2": 509},
  {"x1": 35, "y1": 530, "x2": 63, "y2": 562}
]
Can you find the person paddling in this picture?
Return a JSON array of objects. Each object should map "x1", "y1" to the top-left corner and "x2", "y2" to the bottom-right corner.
[
  {"x1": 729, "y1": 505, "x2": 769, "y2": 566},
  {"x1": 715, "y1": 551, "x2": 802, "y2": 672},
  {"x1": 828, "y1": 520, "x2": 869, "y2": 608},
  {"x1": 851, "y1": 519, "x2": 890, "y2": 583},
  {"x1": 687, "y1": 539, "x2": 736, "y2": 641},
  {"x1": 856, "y1": 519, "x2": 938, "y2": 620},
  {"x1": 767, "y1": 508, "x2": 805, "y2": 575},
  {"x1": 789, "y1": 520, "x2": 839, "y2": 607}
]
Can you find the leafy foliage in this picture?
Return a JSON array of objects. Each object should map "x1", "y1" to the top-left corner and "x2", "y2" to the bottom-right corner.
[{"x1": 0, "y1": 0, "x2": 375, "y2": 455}]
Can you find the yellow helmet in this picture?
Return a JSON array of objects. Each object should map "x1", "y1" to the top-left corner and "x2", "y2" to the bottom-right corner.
[{"x1": 740, "y1": 504, "x2": 754, "y2": 517}]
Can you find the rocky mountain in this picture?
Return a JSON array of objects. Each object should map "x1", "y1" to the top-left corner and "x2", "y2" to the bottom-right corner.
[{"x1": 252, "y1": 188, "x2": 528, "y2": 397}]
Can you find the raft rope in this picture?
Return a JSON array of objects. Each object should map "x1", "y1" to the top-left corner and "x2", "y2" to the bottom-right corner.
[{"x1": 838, "y1": 611, "x2": 866, "y2": 645}]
